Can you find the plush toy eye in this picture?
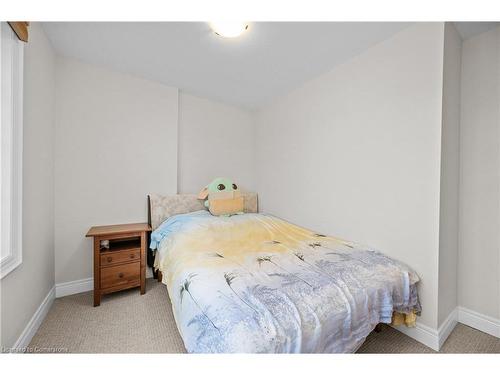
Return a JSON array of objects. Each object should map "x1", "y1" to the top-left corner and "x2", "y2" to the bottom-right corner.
[
  {"x1": 217, "y1": 184, "x2": 225, "y2": 191},
  {"x1": 232, "y1": 183, "x2": 238, "y2": 190}
]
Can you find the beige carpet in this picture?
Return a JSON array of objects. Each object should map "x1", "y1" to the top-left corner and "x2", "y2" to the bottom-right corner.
[{"x1": 28, "y1": 279, "x2": 500, "y2": 353}]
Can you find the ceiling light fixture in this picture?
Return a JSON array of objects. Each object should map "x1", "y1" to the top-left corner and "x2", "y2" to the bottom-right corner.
[{"x1": 210, "y1": 22, "x2": 249, "y2": 38}]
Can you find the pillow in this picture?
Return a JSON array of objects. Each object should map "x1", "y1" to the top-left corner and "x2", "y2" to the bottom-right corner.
[{"x1": 198, "y1": 177, "x2": 244, "y2": 216}]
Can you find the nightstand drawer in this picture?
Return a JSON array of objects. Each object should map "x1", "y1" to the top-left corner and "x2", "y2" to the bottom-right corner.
[
  {"x1": 100, "y1": 248, "x2": 140, "y2": 267},
  {"x1": 100, "y1": 262, "x2": 140, "y2": 290}
]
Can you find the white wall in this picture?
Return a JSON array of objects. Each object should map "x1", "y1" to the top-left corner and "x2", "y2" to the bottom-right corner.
[
  {"x1": 255, "y1": 23, "x2": 445, "y2": 329},
  {"x1": 0, "y1": 23, "x2": 55, "y2": 347},
  {"x1": 437, "y1": 23, "x2": 462, "y2": 326},
  {"x1": 459, "y1": 26, "x2": 500, "y2": 320},
  {"x1": 53, "y1": 59, "x2": 257, "y2": 285},
  {"x1": 54, "y1": 57, "x2": 178, "y2": 284},
  {"x1": 178, "y1": 92, "x2": 255, "y2": 194}
]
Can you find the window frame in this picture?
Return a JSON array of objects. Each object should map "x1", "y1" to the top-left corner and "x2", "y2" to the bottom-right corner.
[{"x1": 1, "y1": 22, "x2": 24, "y2": 279}]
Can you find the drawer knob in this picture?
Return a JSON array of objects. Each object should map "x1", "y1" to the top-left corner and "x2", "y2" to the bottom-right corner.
[
  {"x1": 118, "y1": 272, "x2": 124, "y2": 278},
  {"x1": 130, "y1": 254, "x2": 135, "y2": 259},
  {"x1": 107, "y1": 257, "x2": 112, "y2": 263}
]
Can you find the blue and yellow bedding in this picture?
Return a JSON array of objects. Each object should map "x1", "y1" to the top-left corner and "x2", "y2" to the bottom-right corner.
[{"x1": 153, "y1": 211, "x2": 420, "y2": 353}]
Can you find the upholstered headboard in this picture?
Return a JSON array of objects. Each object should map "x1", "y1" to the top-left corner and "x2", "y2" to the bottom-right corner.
[{"x1": 147, "y1": 192, "x2": 258, "y2": 230}]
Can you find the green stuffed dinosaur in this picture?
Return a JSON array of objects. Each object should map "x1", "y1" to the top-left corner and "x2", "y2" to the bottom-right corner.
[{"x1": 197, "y1": 177, "x2": 244, "y2": 216}]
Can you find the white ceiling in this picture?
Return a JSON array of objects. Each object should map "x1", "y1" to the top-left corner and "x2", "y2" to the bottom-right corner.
[
  {"x1": 454, "y1": 22, "x2": 499, "y2": 39},
  {"x1": 42, "y1": 22, "x2": 499, "y2": 110},
  {"x1": 42, "y1": 22, "x2": 412, "y2": 109}
]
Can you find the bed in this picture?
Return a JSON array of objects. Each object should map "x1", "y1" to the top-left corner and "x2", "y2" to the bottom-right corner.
[{"x1": 147, "y1": 193, "x2": 420, "y2": 353}]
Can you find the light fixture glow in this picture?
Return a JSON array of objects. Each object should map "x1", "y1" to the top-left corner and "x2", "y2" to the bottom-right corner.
[{"x1": 210, "y1": 22, "x2": 249, "y2": 38}]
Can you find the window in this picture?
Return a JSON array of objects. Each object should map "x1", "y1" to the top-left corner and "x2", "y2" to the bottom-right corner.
[{"x1": 1, "y1": 22, "x2": 24, "y2": 278}]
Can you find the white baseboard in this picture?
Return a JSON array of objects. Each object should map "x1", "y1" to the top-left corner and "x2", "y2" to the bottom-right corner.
[
  {"x1": 394, "y1": 321, "x2": 440, "y2": 351},
  {"x1": 55, "y1": 277, "x2": 93, "y2": 298},
  {"x1": 458, "y1": 306, "x2": 500, "y2": 338},
  {"x1": 12, "y1": 286, "x2": 55, "y2": 350},
  {"x1": 395, "y1": 306, "x2": 500, "y2": 351},
  {"x1": 438, "y1": 308, "x2": 458, "y2": 348},
  {"x1": 394, "y1": 308, "x2": 457, "y2": 351},
  {"x1": 55, "y1": 270, "x2": 154, "y2": 298}
]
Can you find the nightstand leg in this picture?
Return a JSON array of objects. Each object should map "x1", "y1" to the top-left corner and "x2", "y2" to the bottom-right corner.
[
  {"x1": 140, "y1": 232, "x2": 146, "y2": 295},
  {"x1": 93, "y1": 236, "x2": 101, "y2": 306}
]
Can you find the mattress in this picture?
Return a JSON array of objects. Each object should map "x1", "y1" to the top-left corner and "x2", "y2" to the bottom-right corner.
[{"x1": 153, "y1": 211, "x2": 420, "y2": 353}]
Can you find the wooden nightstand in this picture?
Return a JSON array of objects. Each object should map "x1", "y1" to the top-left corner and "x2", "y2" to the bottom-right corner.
[{"x1": 86, "y1": 223, "x2": 151, "y2": 306}]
